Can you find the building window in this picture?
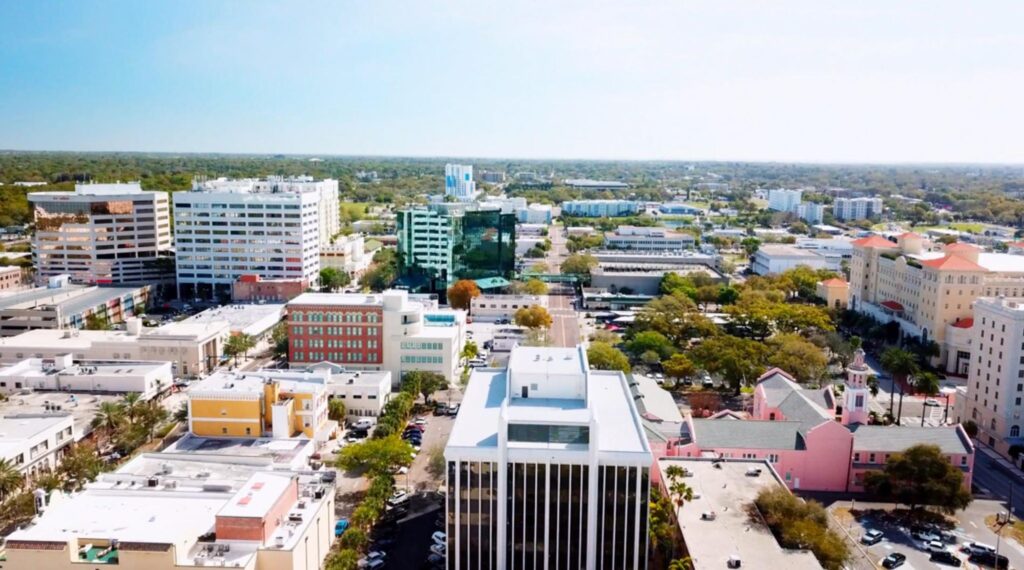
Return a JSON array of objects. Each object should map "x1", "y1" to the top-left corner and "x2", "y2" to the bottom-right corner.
[
  {"x1": 222, "y1": 427, "x2": 228, "y2": 435},
  {"x1": 1012, "y1": 426, "x2": 1021, "y2": 438}
]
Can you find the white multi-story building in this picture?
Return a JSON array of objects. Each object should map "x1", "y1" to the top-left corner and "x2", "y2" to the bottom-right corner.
[
  {"x1": 562, "y1": 200, "x2": 639, "y2": 218},
  {"x1": 320, "y1": 234, "x2": 372, "y2": 278},
  {"x1": 752, "y1": 244, "x2": 832, "y2": 275},
  {"x1": 0, "y1": 354, "x2": 172, "y2": 400},
  {"x1": 0, "y1": 413, "x2": 75, "y2": 478},
  {"x1": 470, "y1": 294, "x2": 547, "y2": 322},
  {"x1": 174, "y1": 179, "x2": 323, "y2": 299},
  {"x1": 304, "y1": 363, "x2": 393, "y2": 420},
  {"x1": 444, "y1": 345, "x2": 652, "y2": 570},
  {"x1": 796, "y1": 202, "x2": 825, "y2": 224},
  {"x1": 446, "y1": 164, "x2": 478, "y2": 200},
  {"x1": 30, "y1": 183, "x2": 172, "y2": 285},
  {"x1": 604, "y1": 226, "x2": 695, "y2": 251},
  {"x1": 767, "y1": 188, "x2": 803, "y2": 213},
  {"x1": 833, "y1": 197, "x2": 883, "y2": 221},
  {"x1": 478, "y1": 196, "x2": 527, "y2": 214},
  {"x1": 964, "y1": 297, "x2": 1024, "y2": 456},
  {"x1": 517, "y1": 203, "x2": 553, "y2": 224}
]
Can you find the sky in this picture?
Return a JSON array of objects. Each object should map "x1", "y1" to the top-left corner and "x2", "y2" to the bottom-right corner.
[{"x1": 2, "y1": 1, "x2": 1023, "y2": 163}]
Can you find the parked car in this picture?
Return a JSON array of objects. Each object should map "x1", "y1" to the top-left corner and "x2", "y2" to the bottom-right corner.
[
  {"x1": 432, "y1": 531, "x2": 446, "y2": 545},
  {"x1": 912, "y1": 529, "x2": 940, "y2": 542},
  {"x1": 433, "y1": 403, "x2": 447, "y2": 416},
  {"x1": 446, "y1": 403, "x2": 460, "y2": 416},
  {"x1": 335, "y1": 519, "x2": 349, "y2": 537},
  {"x1": 429, "y1": 543, "x2": 446, "y2": 557},
  {"x1": 882, "y1": 553, "x2": 906, "y2": 569},
  {"x1": 414, "y1": 417, "x2": 427, "y2": 426},
  {"x1": 387, "y1": 491, "x2": 408, "y2": 507},
  {"x1": 930, "y1": 550, "x2": 962, "y2": 567},
  {"x1": 860, "y1": 529, "x2": 884, "y2": 545},
  {"x1": 925, "y1": 540, "x2": 947, "y2": 553},
  {"x1": 968, "y1": 551, "x2": 1009, "y2": 569},
  {"x1": 964, "y1": 541, "x2": 997, "y2": 555}
]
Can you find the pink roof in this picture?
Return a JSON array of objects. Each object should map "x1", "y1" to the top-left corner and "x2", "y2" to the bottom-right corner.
[
  {"x1": 920, "y1": 255, "x2": 987, "y2": 272},
  {"x1": 944, "y1": 242, "x2": 978, "y2": 251},
  {"x1": 852, "y1": 235, "x2": 897, "y2": 248},
  {"x1": 820, "y1": 278, "x2": 848, "y2": 287}
]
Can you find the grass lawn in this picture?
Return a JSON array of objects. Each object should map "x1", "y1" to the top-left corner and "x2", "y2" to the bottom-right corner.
[
  {"x1": 986, "y1": 514, "x2": 1024, "y2": 546},
  {"x1": 340, "y1": 202, "x2": 371, "y2": 219}
]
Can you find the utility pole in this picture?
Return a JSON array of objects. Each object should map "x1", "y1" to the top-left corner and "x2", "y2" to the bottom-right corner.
[{"x1": 897, "y1": 389, "x2": 904, "y2": 426}]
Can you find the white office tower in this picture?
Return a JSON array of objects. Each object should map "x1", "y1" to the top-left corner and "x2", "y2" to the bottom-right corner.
[
  {"x1": 833, "y1": 197, "x2": 883, "y2": 221},
  {"x1": 174, "y1": 178, "x2": 323, "y2": 299},
  {"x1": 445, "y1": 164, "x2": 478, "y2": 200},
  {"x1": 30, "y1": 183, "x2": 172, "y2": 285},
  {"x1": 767, "y1": 188, "x2": 803, "y2": 212},
  {"x1": 445, "y1": 345, "x2": 653, "y2": 570}
]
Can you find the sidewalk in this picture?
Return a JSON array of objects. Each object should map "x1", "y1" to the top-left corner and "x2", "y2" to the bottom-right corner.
[{"x1": 978, "y1": 441, "x2": 1024, "y2": 482}]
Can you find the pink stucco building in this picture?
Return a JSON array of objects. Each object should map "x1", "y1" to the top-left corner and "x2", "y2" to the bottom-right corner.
[{"x1": 637, "y1": 349, "x2": 975, "y2": 492}]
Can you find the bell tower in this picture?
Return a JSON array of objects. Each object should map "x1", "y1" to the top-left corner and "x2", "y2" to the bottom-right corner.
[{"x1": 842, "y1": 348, "x2": 870, "y2": 426}]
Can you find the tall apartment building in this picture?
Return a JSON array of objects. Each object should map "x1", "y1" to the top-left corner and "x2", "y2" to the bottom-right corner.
[
  {"x1": 287, "y1": 289, "x2": 466, "y2": 383},
  {"x1": 833, "y1": 197, "x2": 883, "y2": 221},
  {"x1": 30, "y1": 183, "x2": 172, "y2": 285},
  {"x1": 561, "y1": 199, "x2": 639, "y2": 217},
  {"x1": 963, "y1": 297, "x2": 1024, "y2": 454},
  {"x1": 767, "y1": 188, "x2": 802, "y2": 212},
  {"x1": 397, "y1": 206, "x2": 516, "y2": 292},
  {"x1": 796, "y1": 202, "x2": 825, "y2": 224},
  {"x1": 174, "y1": 179, "x2": 323, "y2": 299},
  {"x1": 444, "y1": 345, "x2": 652, "y2": 570},
  {"x1": 445, "y1": 164, "x2": 478, "y2": 200},
  {"x1": 850, "y1": 234, "x2": 1024, "y2": 371}
]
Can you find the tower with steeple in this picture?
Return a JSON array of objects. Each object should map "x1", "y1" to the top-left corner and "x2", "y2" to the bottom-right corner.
[{"x1": 842, "y1": 348, "x2": 871, "y2": 425}]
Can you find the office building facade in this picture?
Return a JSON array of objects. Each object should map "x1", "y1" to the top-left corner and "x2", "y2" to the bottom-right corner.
[
  {"x1": 963, "y1": 297, "x2": 1024, "y2": 455},
  {"x1": 446, "y1": 164, "x2": 478, "y2": 200},
  {"x1": 767, "y1": 188, "x2": 802, "y2": 213},
  {"x1": 561, "y1": 200, "x2": 639, "y2": 218},
  {"x1": 833, "y1": 197, "x2": 883, "y2": 221},
  {"x1": 445, "y1": 346, "x2": 652, "y2": 570},
  {"x1": 30, "y1": 183, "x2": 172, "y2": 285},
  {"x1": 174, "y1": 179, "x2": 322, "y2": 300}
]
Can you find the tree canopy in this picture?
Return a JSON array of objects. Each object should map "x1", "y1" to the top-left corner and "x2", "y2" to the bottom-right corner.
[
  {"x1": 400, "y1": 370, "x2": 448, "y2": 404},
  {"x1": 447, "y1": 279, "x2": 481, "y2": 310},
  {"x1": 514, "y1": 305, "x2": 553, "y2": 329},
  {"x1": 863, "y1": 444, "x2": 972, "y2": 514},
  {"x1": 587, "y1": 341, "x2": 631, "y2": 373}
]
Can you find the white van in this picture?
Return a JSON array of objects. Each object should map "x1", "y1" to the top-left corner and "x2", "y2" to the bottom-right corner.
[{"x1": 353, "y1": 418, "x2": 376, "y2": 431}]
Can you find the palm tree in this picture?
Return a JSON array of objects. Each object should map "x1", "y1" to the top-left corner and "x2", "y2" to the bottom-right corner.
[
  {"x1": 881, "y1": 347, "x2": 919, "y2": 388},
  {"x1": 0, "y1": 458, "x2": 23, "y2": 502},
  {"x1": 93, "y1": 401, "x2": 125, "y2": 434},
  {"x1": 668, "y1": 557, "x2": 694, "y2": 570},
  {"x1": 670, "y1": 480, "x2": 695, "y2": 514},
  {"x1": 121, "y1": 392, "x2": 144, "y2": 426}
]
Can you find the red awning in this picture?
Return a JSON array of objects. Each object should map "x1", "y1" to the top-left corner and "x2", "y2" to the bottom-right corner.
[{"x1": 880, "y1": 300, "x2": 905, "y2": 312}]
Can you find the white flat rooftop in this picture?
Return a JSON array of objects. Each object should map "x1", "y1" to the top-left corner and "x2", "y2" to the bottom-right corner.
[
  {"x1": 183, "y1": 304, "x2": 285, "y2": 336},
  {"x1": 661, "y1": 458, "x2": 823, "y2": 570},
  {"x1": 289, "y1": 292, "x2": 382, "y2": 306},
  {"x1": 218, "y1": 471, "x2": 294, "y2": 518},
  {"x1": 508, "y1": 346, "x2": 587, "y2": 379}
]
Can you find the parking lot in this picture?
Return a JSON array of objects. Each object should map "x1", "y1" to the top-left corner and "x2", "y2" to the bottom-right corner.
[{"x1": 840, "y1": 500, "x2": 1024, "y2": 569}]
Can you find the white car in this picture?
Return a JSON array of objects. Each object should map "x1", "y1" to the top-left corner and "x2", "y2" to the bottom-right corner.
[
  {"x1": 429, "y1": 543, "x2": 446, "y2": 557},
  {"x1": 432, "y1": 531, "x2": 447, "y2": 545},
  {"x1": 861, "y1": 529, "x2": 884, "y2": 545},
  {"x1": 924, "y1": 540, "x2": 946, "y2": 553},
  {"x1": 387, "y1": 491, "x2": 408, "y2": 506}
]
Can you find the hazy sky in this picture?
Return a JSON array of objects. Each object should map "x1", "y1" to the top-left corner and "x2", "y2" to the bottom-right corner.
[{"x1": 2, "y1": 1, "x2": 1023, "y2": 163}]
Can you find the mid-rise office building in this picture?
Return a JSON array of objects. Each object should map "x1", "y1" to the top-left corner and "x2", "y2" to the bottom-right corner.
[
  {"x1": 516, "y1": 203, "x2": 553, "y2": 224},
  {"x1": 561, "y1": 199, "x2": 639, "y2": 218},
  {"x1": 603, "y1": 226, "x2": 695, "y2": 251},
  {"x1": 0, "y1": 278, "x2": 150, "y2": 337},
  {"x1": 446, "y1": 164, "x2": 478, "y2": 200},
  {"x1": 796, "y1": 202, "x2": 825, "y2": 224},
  {"x1": 833, "y1": 197, "x2": 883, "y2": 221},
  {"x1": 398, "y1": 206, "x2": 516, "y2": 292},
  {"x1": 963, "y1": 297, "x2": 1024, "y2": 455},
  {"x1": 174, "y1": 178, "x2": 324, "y2": 299},
  {"x1": 767, "y1": 188, "x2": 803, "y2": 213},
  {"x1": 287, "y1": 289, "x2": 466, "y2": 383},
  {"x1": 30, "y1": 183, "x2": 172, "y2": 285},
  {"x1": 444, "y1": 345, "x2": 653, "y2": 570}
]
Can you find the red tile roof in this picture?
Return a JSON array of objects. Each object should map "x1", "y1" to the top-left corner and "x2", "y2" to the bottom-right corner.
[
  {"x1": 952, "y1": 318, "x2": 974, "y2": 329},
  {"x1": 820, "y1": 278, "x2": 848, "y2": 287},
  {"x1": 944, "y1": 242, "x2": 978, "y2": 251},
  {"x1": 919, "y1": 254, "x2": 987, "y2": 272},
  {"x1": 852, "y1": 235, "x2": 897, "y2": 248},
  {"x1": 880, "y1": 300, "x2": 905, "y2": 311},
  {"x1": 898, "y1": 232, "x2": 922, "y2": 239}
]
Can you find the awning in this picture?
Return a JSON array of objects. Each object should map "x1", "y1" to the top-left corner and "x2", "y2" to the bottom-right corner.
[{"x1": 880, "y1": 300, "x2": 905, "y2": 312}]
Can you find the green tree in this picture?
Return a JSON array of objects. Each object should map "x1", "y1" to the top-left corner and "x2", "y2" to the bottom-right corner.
[
  {"x1": 740, "y1": 237, "x2": 761, "y2": 255},
  {"x1": 560, "y1": 253, "x2": 598, "y2": 275},
  {"x1": 223, "y1": 333, "x2": 257, "y2": 365},
  {"x1": 0, "y1": 458, "x2": 24, "y2": 501},
  {"x1": 688, "y1": 335, "x2": 769, "y2": 392},
  {"x1": 461, "y1": 340, "x2": 479, "y2": 361},
  {"x1": 400, "y1": 370, "x2": 448, "y2": 404},
  {"x1": 633, "y1": 292, "x2": 718, "y2": 346},
  {"x1": 522, "y1": 278, "x2": 548, "y2": 295},
  {"x1": 514, "y1": 305, "x2": 553, "y2": 329},
  {"x1": 587, "y1": 341, "x2": 631, "y2": 372},
  {"x1": 447, "y1": 279, "x2": 481, "y2": 310},
  {"x1": 625, "y1": 330, "x2": 675, "y2": 360},
  {"x1": 93, "y1": 401, "x2": 125, "y2": 435},
  {"x1": 328, "y1": 398, "x2": 346, "y2": 422},
  {"x1": 84, "y1": 313, "x2": 112, "y2": 331},
  {"x1": 663, "y1": 353, "x2": 696, "y2": 381},
  {"x1": 271, "y1": 321, "x2": 289, "y2": 357},
  {"x1": 58, "y1": 443, "x2": 106, "y2": 491},
  {"x1": 120, "y1": 392, "x2": 145, "y2": 425},
  {"x1": 649, "y1": 487, "x2": 681, "y2": 565},
  {"x1": 319, "y1": 267, "x2": 351, "y2": 292},
  {"x1": 766, "y1": 334, "x2": 829, "y2": 384},
  {"x1": 881, "y1": 347, "x2": 919, "y2": 388},
  {"x1": 914, "y1": 371, "x2": 940, "y2": 396},
  {"x1": 660, "y1": 273, "x2": 697, "y2": 299},
  {"x1": 862, "y1": 444, "x2": 972, "y2": 514},
  {"x1": 336, "y1": 436, "x2": 415, "y2": 477}
]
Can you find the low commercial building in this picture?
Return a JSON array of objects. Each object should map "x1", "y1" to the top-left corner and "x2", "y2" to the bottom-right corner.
[
  {"x1": 0, "y1": 265, "x2": 25, "y2": 291},
  {"x1": 0, "y1": 354, "x2": 172, "y2": 400},
  {"x1": 604, "y1": 226, "x2": 695, "y2": 251},
  {"x1": 305, "y1": 363, "x2": 392, "y2": 420},
  {"x1": 752, "y1": 244, "x2": 831, "y2": 275},
  {"x1": 5, "y1": 452, "x2": 335, "y2": 570},
  {"x1": 470, "y1": 294, "x2": 546, "y2": 322},
  {"x1": 561, "y1": 199, "x2": 639, "y2": 217},
  {"x1": 562, "y1": 179, "x2": 631, "y2": 190},
  {"x1": 581, "y1": 289, "x2": 656, "y2": 310},
  {"x1": 816, "y1": 277, "x2": 849, "y2": 310},
  {"x1": 287, "y1": 289, "x2": 466, "y2": 384},
  {"x1": 590, "y1": 264, "x2": 726, "y2": 295},
  {"x1": 232, "y1": 275, "x2": 307, "y2": 303},
  {"x1": 444, "y1": 346, "x2": 652, "y2": 569},
  {"x1": 657, "y1": 458, "x2": 823, "y2": 570},
  {"x1": 590, "y1": 250, "x2": 721, "y2": 269},
  {"x1": 658, "y1": 203, "x2": 706, "y2": 216},
  {"x1": 183, "y1": 303, "x2": 285, "y2": 341},
  {"x1": 0, "y1": 413, "x2": 75, "y2": 478},
  {"x1": 0, "y1": 317, "x2": 229, "y2": 378},
  {"x1": 515, "y1": 223, "x2": 548, "y2": 237},
  {"x1": 187, "y1": 369, "x2": 333, "y2": 442},
  {"x1": 0, "y1": 278, "x2": 151, "y2": 336}
]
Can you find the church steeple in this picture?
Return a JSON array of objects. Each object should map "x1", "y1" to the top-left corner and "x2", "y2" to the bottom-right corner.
[{"x1": 842, "y1": 348, "x2": 870, "y2": 425}]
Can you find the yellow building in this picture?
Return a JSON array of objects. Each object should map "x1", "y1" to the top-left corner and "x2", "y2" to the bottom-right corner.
[
  {"x1": 187, "y1": 370, "x2": 332, "y2": 442},
  {"x1": 816, "y1": 277, "x2": 849, "y2": 310},
  {"x1": 850, "y1": 233, "x2": 1024, "y2": 373}
]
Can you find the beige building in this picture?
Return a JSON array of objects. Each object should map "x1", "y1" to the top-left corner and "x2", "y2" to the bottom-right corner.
[
  {"x1": 815, "y1": 277, "x2": 849, "y2": 310},
  {"x1": 963, "y1": 297, "x2": 1024, "y2": 456},
  {"x1": 0, "y1": 318, "x2": 228, "y2": 377},
  {"x1": 0, "y1": 265, "x2": 25, "y2": 291},
  {"x1": 850, "y1": 233, "x2": 1024, "y2": 372}
]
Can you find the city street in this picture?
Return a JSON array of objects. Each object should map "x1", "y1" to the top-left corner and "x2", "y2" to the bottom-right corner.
[{"x1": 544, "y1": 223, "x2": 581, "y2": 348}]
